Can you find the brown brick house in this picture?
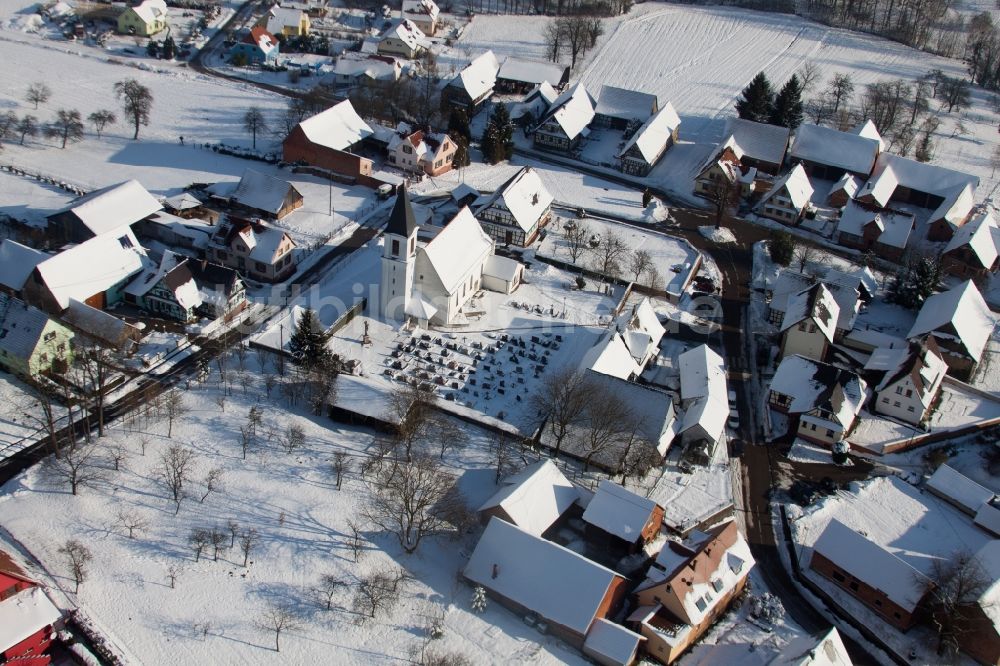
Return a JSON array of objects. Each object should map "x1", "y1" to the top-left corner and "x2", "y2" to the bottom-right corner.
[{"x1": 282, "y1": 100, "x2": 376, "y2": 184}]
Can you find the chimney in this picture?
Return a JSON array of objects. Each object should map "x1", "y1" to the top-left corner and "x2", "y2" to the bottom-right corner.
[{"x1": 491, "y1": 564, "x2": 499, "y2": 579}]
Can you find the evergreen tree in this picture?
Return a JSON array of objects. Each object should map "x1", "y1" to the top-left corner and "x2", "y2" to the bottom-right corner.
[
  {"x1": 887, "y1": 255, "x2": 942, "y2": 309},
  {"x1": 451, "y1": 136, "x2": 470, "y2": 168},
  {"x1": 735, "y1": 72, "x2": 774, "y2": 123},
  {"x1": 146, "y1": 40, "x2": 160, "y2": 58},
  {"x1": 769, "y1": 75, "x2": 804, "y2": 129},
  {"x1": 915, "y1": 132, "x2": 935, "y2": 162},
  {"x1": 642, "y1": 188, "x2": 653, "y2": 208},
  {"x1": 769, "y1": 231, "x2": 794, "y2": 266},
  {"x1": 480, "y1": 104, "x2": 513, "y2": 164},
  {"x1": 287, "y1": 309, "x2": 332, "y2": 366},
  {"x1": 447, "y1": 108, "x2": 471, "y2": 144},
  {"x1": 162, "y1": 36, "x2": 176, "y2": 60}
]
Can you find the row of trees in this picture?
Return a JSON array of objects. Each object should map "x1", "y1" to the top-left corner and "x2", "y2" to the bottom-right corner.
[
  {"x1": 796, "y1": 0, "x2": 960, "y2": 54},
  {"x1": 735, "y1": 71, "x2": 805, "y2": 129},
  {"x1": 561, "y1": 223, "x2": 662, "y2": 288},
  {"x1": 542, "y1": 14, "x2": 604, "y2": 69}
]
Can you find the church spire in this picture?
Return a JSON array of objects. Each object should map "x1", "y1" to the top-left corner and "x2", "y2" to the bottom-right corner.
[{"x1": 386, "y1": 186, "x2": 417, "y2": 237}]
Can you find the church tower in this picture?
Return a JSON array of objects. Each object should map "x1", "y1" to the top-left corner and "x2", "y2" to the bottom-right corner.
[{"x1": 379, "y1": 187, "x2": 418, "y2": 321}]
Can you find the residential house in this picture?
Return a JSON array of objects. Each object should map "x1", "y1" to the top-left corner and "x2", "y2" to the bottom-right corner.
[
  {"x1": 207, "y1": 217, "x2": 296, "y2": 282},
  {"x1": 0, "y1": 550, "x2": 62, "y2": 665},
  {"x1": 377, "y1": 19, "x2": 425, "y2": 59},
  {"x1": 0, "y1": 239, "x2": 46, "y2": 296},
  {"x1": 677, "y1": 344, "x2": 729, "y2": 462},
  {"x1": 259, "y1": 5, "x2": 310, "y2": 36},
  {"x1": 22, "y1": 226, "x2": 148, "y2": 313},
  {"x1": 496, "y1": 56, "x2": 569, "y2": 94},
  {"x1": 925, "y1": 464, "x2": 996, "y2": 518},
  {"x1": 162, "y1": 192, "x2": 211, "y2": 220},
  {"x1": 123, "y1": 251, "x2": 202, "y2": 322},
  {"x1": 0, "y1": 294, "x2": 74, "y2": 378},
  {"x1": 218, "y1": 169, "x2": 303, "y2": 220},
  {"x1": 442, "y1": 50, "x2": 500, "y2": 116},
  {"x1": 379, "y1": 189, "x2": 523, "y2": 325},
  {"x1": 473, "y1": 166, "x2": 553, "y2": 246},
  {"x1": 865, "y1": 338, "x2": 947, "y2": 426},
  {"x1": 282, "y1": 100, "x2": 376, "y2": 184},
  {"x1": 533, "y1": 82, "x2": 595, "y2": 153},
  {"x1": 942, "y1": 210, "x2": 1000, "y2": 281},
  {"x1": 510, "y1": 81, "x2": 559, "y2": 127},
  {"x1": 828, "y1": 172, "x2": 862, "y2": 207},
  {"x1": 768, "y1": 355, "x2": 867, "y2": 446},
  {"x1": 464, "y1": 516, "x2": 630, "y2": 648},
  {"x1": 331, "y1": 53, "x2": 400, "y2": 87},
  {"x1": 229, "y1": 26, "x2": 280, "y2": 66},
  {"x1": 188, "y1": 260, "x2": 247, "y2": 320},
  {"x1": 117, "y1": 0, "x2": 167, "y2": 36},
  {"x1": 778, "y1": 283, "x2": 839, "y2": 361},
  {"x1": 906, "y1": 280, "x2": 994, "y2": 381},
  {"x1": 958, "y1": 541, "x2": 1000, "y2": 666},
  {"x1": 582, "y1": 480, "x2": 664, "y2": 551},
  {"x1": 478, "y1": 460, "x2": 580, "y2": 536},
  {"x1": 693, "y1": 141, "x2": 748, "y2": 200},
  {"x1": 789, "y1": 123, "x2": 881, "y2": 181},
  {"x1": 975, "y1": 498, "x2": 1000, "y2": 538},
  {"x1": 768, "y1": 627, "x2": 853, "y2": 665},
  {"x1": 401, "y1": 0, "x2": 439, "y2": 36},
  {"x1": 134, "y1": 211, "x2": 212, "y2": 254},
  {"x1": 834, "y1": 200, "x2": 913, "y2": 263},
  {"x1": 615, "y1": 298, "x2": 665, "y2": 369},
  {"x1": 46, "y1": 179, "x2": 161, "y2": 245},
  {"x1": 62, "y1": 299, "x2": 141, "y2": 354},
  {"x1": 720, "y1": 118, "x2": 790, "y2": 175},
  {"x1": 580, "y1": 331, "x2": 643, "y2": 381},
  {"x1": 593, "y1": 85, "x2": 658, "y2": 130},
  {"x1": 857, "y1": 153, "x2": 978, "y2": 235},
  {"x1": 617, "y1": 104, "x2": 681, "y2": 176},
  {"x1": 809, "y1": 519, "x2": 927, "y2": 631},
  {"x1": 768, "y1": 271, "x2": 860, "y2": 339},
  {"x1": 387, "y1": 128, "x2": 457, "y2": 176},
  {"x1": 631, "y1": 521, "x2": 754, "y2": 664},
  {"x1": 755, "y1": 164, "x2": 814, "y2": 225}
]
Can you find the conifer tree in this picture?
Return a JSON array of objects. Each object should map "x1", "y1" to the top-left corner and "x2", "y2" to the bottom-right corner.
[
  {"x1": 481, "y1": 104, "x2": 513, "y2": 164},
  {"x1": 287, "y1": 309, "x2": 332, "y2": 366},
  {"x1": 769, "y1": 75, "x2": 804, "y2": 129},
  {"x1": 735, "y1": 72, "x2": 774, "y2": 123}
]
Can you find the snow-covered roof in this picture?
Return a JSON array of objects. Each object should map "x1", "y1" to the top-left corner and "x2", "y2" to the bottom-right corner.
[
  {"x1": 907, "y1": 280, "x2": 993, "y2": 362},
  {"x1": 583, "y1": 480, "x2": 659, "y2": 542},
  {"x1": 296, "y1": 100, "x2": 374, "y2": 151},
  {"x1": 332, "y1": 373, "x2": 399, "y2": 423},
  {"x1": 925, "y1": 464, "x2": 995, "y2": 515},
  {"x1": 479, "y1": 460, "x2": 579, "y2": 536},
  {"x1": 129, "y1": 0, "x2": 166, "y2": 23},
  {"x1": 680, "y1": 394, "x2": 728, "y2": 443},
  {"x1": 123, "y1": 251, "x2": 202, "y2": 311},
  {"x1": 0, "y1": 294, "x2": 63, "y2": 361},
  {"x1": 402, "y1": 0, "x2": 439, "y2": 19},
  {"x1": 836, "y1": 201, "x2": 914, "y2": 250},
  {"x1": 229, "y1": 169, "x2": 301, "y2": 217},
  {"x1": 616, "y1": 298, "x2": 665, "y2": 365},
  {"x1": 474, "y1": 166, "x2": 553, "y2": 234},
  {"x1": 63, "y1": 298, "x2": 139, "y2": 348},
  {"x1": 242, "y1": 26, "x2": 278, "y2": 52},
  {"x1": 420, "y1": 207, "x2": 492, "y2": 295},
  {"x1": 34, "y1": 227, "x2": 147, "y2": 310},
  {"x1": 540, "y1": 82, "x2": 595, "y2": 141},
  {"x1": 0, "y1": 585, "x2": 61, "y2": 653},
  {"x1": 497, "y1": 56, "x2": 566, "y2": 88},
  {"x1": 974, "y1": 540, "x2": 1000, "y2": 628},
  {"x1": 0, "y1": 240, "x2": 46, "y2": 293},
  {"x1": 246, "y1": 224, "x2": 293, "y2": 264},
  {"x1": 617, "y1": 103, "x2": 680, "y2": 164},
  {"x1": 464, "y1": 517, "x2": 623, "y2": 635},
  {"x1": 873, "y1": 339, "x2": 947, "y2": 404},
  {"x1": 769, "y1": 355, "x2": 867, "y2": 426},
  {"x1": 944, "y1": 209, "x2": 998, "y2": 269},
  {"x1": 790, "y1": 123, "x2": 880, "y2": 176},
  {"x1": 162, "y1": 192, "x2": 202, "y2": 211},
  {"x1": 583, "y1": 619, "x2": 644, "y2": 666},
  {"x1": 859, "y1": 154, "x2": 978, "y2": 223},
  {"x1": 678, "y1": 344, "x2": 726, "y2": 403},
  {"x1": 594, "y1": 85, "x2": 657, "y2": 123},
  {"x1": 382, "y1": 19, "x2": 426, "y2": 51},
  {"x1": 811, "y1": 519, "x2": 928, "y2": 612},
  {"x1": 50, "y1": 180, "x2": 161, "y2": 237},
  {"x1": 768, "y1": 627, "x2": 852, "y2": 666},
  {"x1": 758, "y1": 164, "x2": 813, "y2": 212},
  {"x1": 853, "y1": 119, "x2": 885, "y2": 150},
  {"x1": 780, "y1": 283, "x2": 839, "y2": 343},
  {"x1": 583, "y1": 370, "x2": 677, "y2": 456},
  {"x1": 974, "y1": 500, "x2": 1000, "y2": 537},
  {"x1": 332, "y1": 53, "x2": 399, "y2": 80},
  {"x1": 510, "y1": 81, "x2": 559, "y2": 122},
  {"x1": 725, "y1": 118, "x2": 789, "y2": 167},
  {"x1": 265, "y1": 6, "x2": 306, "y2": 33},
  {"x1": 482, "y1": 254, "x2": 522, "y2": 283},
  {"x1": 449, "y1": 50, "x2": 499, "y2": 100},
  {"x1": 581, "y1": 331, "x2": 640, "y2": 380},
  {"x1": 829, "y1": 172, "x2": 862, "y2": 200}
]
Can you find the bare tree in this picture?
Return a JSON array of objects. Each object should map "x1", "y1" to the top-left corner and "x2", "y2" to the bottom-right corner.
[
  {"x1": 45, "y1": 109, "x2": 84, "y2": 148},
  {"x1": 797, "y1": 62, "x2": 821, "y2": 94},
  {"x1": 238, "y1": 528, "x2": 259, "y2": 566},
  {"x1": 564, "y1": 221, "x2": 590, "y2": 265},
  {"x1": 627, "y1": 249, "x2": 653, "y2": 284},
  {"x1": 209, "y1": 527, "x2": 227, "y2": 560},
  {"x1": 619, "y1": 441, "x2": 661, "y2": 487},
  {"x1": 162, "y1": 390, "x2": 187, "y2": 438},
  {"x1": 706, "y1": 175, "x2": 739, "y2": 230},
  {"x1": 579, "y1": 393, "x2": 632, "y2": 472},
  {"x1": 353, "y1": 568, "x2": 408, "y2": 619},
  {"x1": 591, "y1": 230, "x2": 628, "y2": 277},
  {"x1": 160, "y1": 444, "x2": 196, "y2": 514},
  {"x1": 543, "y1": 20, "x2": 563, "y2": 63},
  {"x1": 921, "y1": 549, "x2": 996, "y2": 657},
  {"x1": 243, "y1": 106, "x2": 268, "y2": 150},
  {"x1": 332, "y1": 450, "x2": 350, "y2": 489},
  {"x1": 115, "y1": 508, "x2": 148, "y2": 539},
  {"x1": 199, "y1": 467, "x2": 225, "y2": 503},
  {"x1": 317, "y1": 573, "x2": 344, "y2": 610},
  {"x1": 283, "y1": 424, "x2": 305, "y2": 454},
  {"x1": 385, "y1": 384, "x2": 453, "y2": 461},
  {"x1": 75, "y1": 338, "x2": 118, "y2": 437},
  {"x1": 363, "y1": 455, "x2": 458, "y2": 553},
  {"x1": 239, "y1": 425, "x2": 253, "y2": 460},
  {"x1": 114, "y1": 78, "x2": 153, "y2": 140},
  {"x1": 59, "y1": 539, "x2": 92, "y2": 593},
  {"x1": 535, "y1": 367, "x2": 596, "y2": 457},
  {"x1": 793, "y1": 244, "x2": 821, "y2": 274},
  {"x1": 345, "y1": 519, "x2": 364, "y2": 562},
  {"x1": 166, "y1": 564, "x2": 180, "y2": 588},
  {"x1": 47, "y1": 439, "x2": 105, "y2": 495},
  {"x1": 88, "y1": 109, "x2": 116, "y2": 138},
  {"x1": 824, "y1": 73, "x2": 854, "y2": 117},
  {"x1": 188, "y1": 528, "x2": 211, "y2": 562},
  {"x1": 25, "y1": 82, "x2": 51, "y2": 109},
  {"x1": 108, "y1": 443, "x2": 128, "y2": 472},
  {"x1": 559, "y1": 15, "x2": 603, "y2": 69},
  {"x1": 24, "y1": 377, "x2": 62, "y2": 458},
  {"x1": 227, "y1": 519, "x2": 240, "y2": 548},
  {"x1": 258, "y1": 603, "x2": 301, "y2": 652},
  {"x1": 16, "y1": 115, "x2": 37, "y2": 144}
]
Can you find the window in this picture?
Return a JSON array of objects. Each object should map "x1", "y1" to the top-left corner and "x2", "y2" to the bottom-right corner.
[
  {"x1": 893, "y1": 612, "x2": 901, "y2": 620},
  {"x1": 118, "y1": 235, "x2": 134, "y2": 249},
  {"x1": 256, "y1": 261, "x2": 267, "y2": 272},
  {"x1": 39, "y1": 353, "x2": 47, "y2": 362},
  {"x1": 389, "y1": 154, "x2": 396, "y2": 163},
  {"x1": 57, "y1": 343, "x2": 65, "y2": 352},
  {"x1": 403, "y1": 145, "x2": 412, "y2": 154},
  {"x1": 826, "y1": 429, "x2": 834, "y2": 437},
  {"x1": 894, "y1": 401, "x2": 901, "y2": 408},
  {"x1": 391, "y1": 239, "x2": 400, "y2": 256},
  {"x1": 849, "y1": 581, "x2": 859, "y2": 592},
  {"x1": 711, "y1": 579, "x2": 724, "y2": 593},
  {"x1": 832, "y1": 571, "x2": 845, "y2": 582},
  {"x1": 895, "y1": 386, "x2": 904, "y2": 395},
  {"x1": 694, "y1": 597, "x2": 707, "y2": 612},
  {"x1": 908, "y1": 405, "x2": 915, "y2": 412},
  {"x1": 905, "y1": 389, "x2": 912, "y2": 398},
  {"x1": 874, "y1": 599, "x2": 882, "y2": 607},
  {"x1": 882, "y1": 397, "x2": 889, "y2": 403}
]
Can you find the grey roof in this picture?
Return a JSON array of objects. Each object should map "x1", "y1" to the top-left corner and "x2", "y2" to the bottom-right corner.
[
  {"x1": 0, "y1": 294, "x2": 58, "y2": 362},
  {"x1": 725, "y1": 118, "x2": 790, "y2": 167},
  {"x1": 386, "y1": 187, "x2": 417, "y2": 237},
  {"x1": 0, "y1": 240, "x2": 47, "y2": 292},
  {"x1": 594, "y1": 85, "x2": 657, "y2": 123}
]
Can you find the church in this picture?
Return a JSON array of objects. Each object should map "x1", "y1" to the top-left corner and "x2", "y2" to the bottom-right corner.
[{"x1": 379, "y1": 189, "x2": 525, "y2": 326}]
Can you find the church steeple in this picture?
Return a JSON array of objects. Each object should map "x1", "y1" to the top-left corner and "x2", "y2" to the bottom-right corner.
[{"x1": 386, "y1": 186, "x2": 417, "y2": 238}]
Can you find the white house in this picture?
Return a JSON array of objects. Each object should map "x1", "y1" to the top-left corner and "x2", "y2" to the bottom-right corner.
[
  {"x1": 331, "y1": 53, "x2": 401, "y2": 86},
  {"x1": 768, "y1": 271, "x2": 859, "y2": 338},
  {"x1": 866, "y1": 337, "x2": 947, "y2": 426},
  {"x1": 473, "y1": 166, "x2": 553, "y2": 247},
  {"x1": 906, "y1": 280, "x2": 994, "y2": 381},
  {"x1": 756, "y1": 164, "x2": 814, "y2": 225},
  {"x1": 478, "y1": 460, "x2": 579, "y2": 536},
  {"x1": 768, "y1": 355, "x2": 867, "y2": 446},
  {"x1": 677, "y1": 344, "x2": 729, "y2": 461},
  {"x1": 379, "y1": 189, "x2": 523, "y2": 325},
  {"x1": 377, "y1": 19, "x2": 426, "y2": 59},
  {"x1": 615, "y1": 298, "x2": 665, "y2": 369},
  {"x1": 442, "y1": 50, "x2": 500, "y2": 115},
  {"x1": 925, "y1": 464, "x2": 996, "y2": 517},
  {"x1": 617, "y1": 103, "x2": 681, "y2": 176},
  {"x1": 533, "y1": 82, "x2": 595, "y2": 153},
  {"x1": 769, "y1": 627, "x2": 853, "y2": 665},
  {"x1": 387, "y1": 128, "x2": 457, "y2": 177},
  {"x1": 401, "y1": 0, "x2": 439, "y2": 36},
  {"x1": 778, "y1": 283, "x2": 839, "y2": 361}
]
